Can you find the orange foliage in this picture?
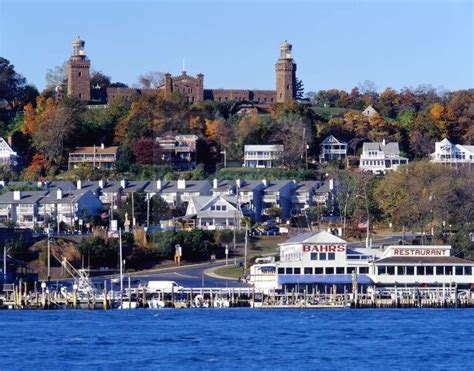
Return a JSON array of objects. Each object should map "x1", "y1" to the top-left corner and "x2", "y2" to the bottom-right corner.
[
  {"x1": 22, "y1": 154, "x2": 48, "y2": 181},
  {"x1": 21, "y1": 96, "x2": 56, "y2": 135}
]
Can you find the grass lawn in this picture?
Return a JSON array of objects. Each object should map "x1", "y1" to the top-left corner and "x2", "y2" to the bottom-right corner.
[
  {"x1": 213, "y1": 265, "x2": 244, "y2": 279},
  {"x1": 249, "y1": 236, "x2": 284, "y2": 255}
]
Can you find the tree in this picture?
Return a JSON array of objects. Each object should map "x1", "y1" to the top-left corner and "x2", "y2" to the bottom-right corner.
[
  {"x1": 45, "y1": 61, "x2": 67, "y2": 89},
  {"x1": 132, "y1": 137, "x2": 158, "y2": 165},
  {"x1": 137, "y1": 71, "x2": 164, "y2": 89},
  {"x1": 0, "y1": 57, "x2": 38, "y2": 111},
  {"x1": 90, "y1": 70, "x2": 111, "y2": 88},
  {"x1": 295, "y1": 77, "x2": 304, "y2": 100},
  {"x1": 150, "y1": 195, "x2": 171, "y2": 224},
  {"x1": 22, "y1": 154, "x2": 48, "y2": 180},
  {"x1": 114, "y1": 146, "x2": 136, "y2": 173}
]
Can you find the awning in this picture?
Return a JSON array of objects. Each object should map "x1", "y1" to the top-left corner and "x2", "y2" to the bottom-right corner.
[{"x1": 278, "y1": 274, "x2": 373, "y2": 285}]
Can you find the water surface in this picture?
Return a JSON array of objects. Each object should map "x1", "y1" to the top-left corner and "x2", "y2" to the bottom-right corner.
[{"x1": 0, "y1": 309, "x2": 472, "y2": 370}]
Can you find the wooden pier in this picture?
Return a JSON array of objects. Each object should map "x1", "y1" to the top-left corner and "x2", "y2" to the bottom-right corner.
[{"x1": 1, "y1": 281, "x2": 473, "y2": 310}]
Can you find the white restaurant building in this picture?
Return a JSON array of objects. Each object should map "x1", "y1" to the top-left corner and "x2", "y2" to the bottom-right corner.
[{"x1": 250, "y1": 231, "x2": 474, "y2": 293}]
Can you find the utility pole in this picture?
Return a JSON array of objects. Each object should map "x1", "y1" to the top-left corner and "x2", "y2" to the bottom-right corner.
[
  {"x1": 146, "y1": 194, "x2": 150, "y2": 229},
  {"x1": 244, "y1": 222, "x2": 249, "y2": 278},
  {"x1": 119, "y1": 228, "x2": 123, "y2": 300},
  {"x1": 47, "y1": 224, "x2": 51, "y2": 283},
  {"x1": 131, "y1": 192, "x2": 135, "y2": 227},
  {"x1": 303, "y1": 127, "x2": 308, "y2": 170}
]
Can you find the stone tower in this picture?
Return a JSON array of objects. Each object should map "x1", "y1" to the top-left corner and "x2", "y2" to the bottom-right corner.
[
  {"x1": 67, "y1": 37, "x2": 91, "y2": 101},
  {"x1": 275, "y1": 40, "x2": 297, "y2": 103}
]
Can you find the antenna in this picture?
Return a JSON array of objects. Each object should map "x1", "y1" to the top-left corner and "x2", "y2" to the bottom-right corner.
[{"x1": 182, "y1": 57, "x2": 186, "y2": 73}]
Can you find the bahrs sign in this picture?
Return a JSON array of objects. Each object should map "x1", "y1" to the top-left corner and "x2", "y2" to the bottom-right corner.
[{"x1": 302, "y1": 244, "x2": 346, "y2": 253}]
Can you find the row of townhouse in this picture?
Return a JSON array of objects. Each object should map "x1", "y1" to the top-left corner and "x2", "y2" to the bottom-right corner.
[{"x1": 0, "y1": 178, "x2": 336, "y2": 230}]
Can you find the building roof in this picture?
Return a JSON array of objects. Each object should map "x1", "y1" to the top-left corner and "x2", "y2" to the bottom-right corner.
[
  {"x1": 375, "y1": 256, "x2": 474, "y2": 266},
  {"x1": 280, "y1": 231, "x2": 347, "y2": 246},
  {"x1": 69, "y1": 146, "x2": 119, "y2": 155},
  {"x1": 189, "y1": 195, "x2": 240, "y2": 219},
  {"x1": 244, "y1": 144, "x2": 284, "y2": 151},
  {"x1": 295, "y1": 181, "x2": 319, "y2": 193},
  {"x1": 145, "y1": 180, "x2": 211, "y2": 194},
  {"x1": 40, "y1": 189, "x2": 91, "y2": 204},
  {"x1": 264, "y1": 180, "x2": 293, "y2": 192},
  {"x1": 212, "y1": 180, "x2": 236, "y2": 193},
  {"x1": 237, "y1": 180, "x2": 263, "y2": 192},
  {"x1": 362, "y1": 141, "x2": 400, "y2": 156},
  {"x1": 0, "y1": 191, "x2": 46, "y2": 204},
  {"x1": 321, "y1": 135, "x2": 347, "y2": 145}
]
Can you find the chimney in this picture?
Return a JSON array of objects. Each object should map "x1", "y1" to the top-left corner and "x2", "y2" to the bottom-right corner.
[
  {"x1": 101, "y1": 143, "x2": 105, "y2": 149},
  {"x1": 99, "y1": 180, "x2": 104, "y2": 189},
  {"x1": 76, "y1": 180, "x2": 82, "y2": 190},
  {"x1": 0, "y1": 180, "x2": 4, "y2": 188},
  {"x1": 329, "y1": 179, "x2": 334, "y2": 191},
  {"x1": 120, "y1": 179, "x2": 127, "y2": 189},
  {"x1": 13, "y1": 190, "x2": 21, "y2": 201},
  {"x1": 213, "y1": 178, "x2": 218, "y2": 189},
  {"x1": 382, "y1": 138, "x2": 386, "y2": 146},
  {"x1": 156, "y1": 180, "x2": 162, "y2": 190},
  {"x1": 7, "y1": 136, "x2": 12, "y2": 146},
  {"x1": 262, "y1": 179, "x2": 268, "y2": 187},
  {"x1": 177, "y1": 179, "x2": 186, "y2": 190},
  {"x1": 56, "y1": 189, "x2": 63, "y2": 200},
  {"x1": 236, "y1": 179, "x2": 242, "y2": 189}
]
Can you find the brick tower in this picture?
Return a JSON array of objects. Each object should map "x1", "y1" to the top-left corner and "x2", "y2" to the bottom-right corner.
[
  {"x1": 275, "y1": 40, "x2": 296, "y2": 103},
  {"x1": 67, "y1": 37, "x2": 91, "y2": 101}
]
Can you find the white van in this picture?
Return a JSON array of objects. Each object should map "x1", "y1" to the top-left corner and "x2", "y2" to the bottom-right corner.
[{"x1": 145, "y1": 281, "x2": 183, "y2": 293}]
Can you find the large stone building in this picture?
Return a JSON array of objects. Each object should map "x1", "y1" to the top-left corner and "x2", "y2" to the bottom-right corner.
[{"x1": 66, "y1": 38, "x2": 297, "y2": 105}]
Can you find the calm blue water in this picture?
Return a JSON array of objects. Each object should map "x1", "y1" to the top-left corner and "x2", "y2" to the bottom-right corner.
[{"x1": 0, "y1": 309, "x2": 473, "y2": 370}]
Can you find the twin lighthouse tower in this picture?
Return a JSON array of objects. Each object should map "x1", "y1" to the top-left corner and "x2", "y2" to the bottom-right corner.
[{"x1": 67, "y1": 38, "x2": 297, "y2": 104}]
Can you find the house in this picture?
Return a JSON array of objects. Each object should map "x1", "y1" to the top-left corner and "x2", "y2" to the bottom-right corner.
[
  {"x1": 0, "y1": 137, "x2": 18, "y2": 168},
  {"x1": 155, "y1": 135, "x2": 200, "y2": 170},
  {"x1": 0, "y1": 188, "x2": 102, "y2": 229},
  {"x1": 186, "y1": 195, "x2": 242, "y2": 230},
  {"x1": 243, "y1": 144, "x2": 283, "y2": 168},
  {"x1": 68, "y1": 144, "x2": 119, "y2": 170},
  {"x1": 262, "y1": 180, "x2": 296, "y2": 221},
  {"x1": 235, "y1": 179, "x2": 265, "y2": 222},
  {"x1": 211, "y1": 179, "x2": 236, "y2": 197},
  {"x1": 39, "y1": 188, "x2": 103, "y2": 227},
  {"x1": 292, "y1": 181, "x2": 320, "y2": 214},
  {"x1": 0, "y1": 191, "x2": 45, "y2": 228},
  {"x1": 430, "y1": 138, "x2": 474, "y2": 164},
  {"x1": 319, "y1": 135, "x2": 347, "y2": 163},
  {"x1": 362, "y1": 105, "x2": 378, "y2": 117},
  {"x1": 359, "y1": 140, "x2": 408, "y2": 173},
  {"x1": 144, "y1": 179, "x2": 212, "y2": 207}
]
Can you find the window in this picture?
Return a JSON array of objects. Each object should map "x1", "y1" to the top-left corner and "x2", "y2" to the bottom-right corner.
[
  {"x1": 435, "y1": 266, "x2": 444, "y2": 275},
  {"x1": 285, "y1": 267, "x2": 293, "y2": 275},
  {"x1": 336, "y1": 267, "x2": 344, "y2": 274},
  {"x1": 358, "y1": 267, "x2": 368, "y2": 274},
  {"x1": 328, "y1": 253, "x2": 335, "y2": 261},
  {"x1": 465, "y1": 266, "x2": 472, "y2": 275},
  {"x1": 315, "y1": 267, "x2": 323, "y2": 274},
  {"x1": 445, "y1": 266, "x2": 453, "y2": 275},
  {"x1": 387, "y1": 266, "x2": 395, "y2": 275},
  {"x1": 278, "y1": 267, "x2": 284, "y2": 274},
  {"x1": 417, "y1": 266, "x2": 425, "y2": 275},
  {"x1": 310, "y1": 253, "x2": 318, "y2": 261},
  {"x1": 294, "y1": 268, "x2": 301, "y2": 275},
  {"x1": 455, "y1": 266, "x2": 463, "y2": 275},
  {"x1": 426, "y1": 266, "x2": 434, "y2": 275},
  {"x1": 78, "y1": 71, "x2": 82, "y2": 77},
  {"x1": 304, "y1": 267, "x2": 313, "y2": 274},
  {"x1": 346, "y1": 267, "x2": 356, "y2": 274},
  {"x1": 211, "y1": 206, "x2": 215, "y2": 211},
  {"x1": 319, "y1": 253, "x2": 327, "y2": 261},
  {"x1": 325, "y1": 267, "x2": 334, "y2": 274},
  {"x1": 221, "y1": 205, "x2": 226, "y2": 211},
  {"x1": 378, "y1": 266, "x2": 387, "y2": 275}
]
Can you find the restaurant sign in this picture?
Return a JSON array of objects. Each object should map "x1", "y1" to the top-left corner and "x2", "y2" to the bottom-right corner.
[
  {"x1": 391, "y1": 248, "x2": 446, "y2": 256},
  {"x1": 303, "y1": 244, "x2": 346, "y2": 253}
]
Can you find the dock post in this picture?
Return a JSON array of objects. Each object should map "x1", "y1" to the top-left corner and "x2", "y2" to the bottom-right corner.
[
  {"x1": 189, "y1": 288, "x2": 193, "y2": 308},
  {"x1": 128, "y1": 276, "x2": 131, "y2": 309},
  {"x1": 103, "y1": 280, "x2": 108, "y2": 310},
  {"x1": 210, "y1": 288, "x2": 213, "y2": 308},
  {"x1": 72, "y1": 288, "x2": 77, "y2": 309}
]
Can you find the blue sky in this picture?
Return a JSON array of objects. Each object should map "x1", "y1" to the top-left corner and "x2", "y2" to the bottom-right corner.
[{"x1": 1, "y1": 0, "x2": 472, "y2": 92}]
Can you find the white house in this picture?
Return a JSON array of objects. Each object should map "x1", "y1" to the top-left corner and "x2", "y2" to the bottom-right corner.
[
  {"x1": 430, "y1": 138, "x2": 474, "y2": 164},
  {"x1": 186, "y1": 195, "x2": 242, "y2": 230},
  {"x1": 244, "y1": 145, "x2": 283, "y2": 168},
  {"x1": 319, "y1": 135, "x2": 347, "y2": 163},
  {"x1": 362, "y1": 105, "x2": 378, "y2": 117},
  {"x1": 359, "y1": 140, "x2": 408, "y2": 173},
  {"x1": 0, "y1": 137, "x2": 18, "y2": 167}
]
